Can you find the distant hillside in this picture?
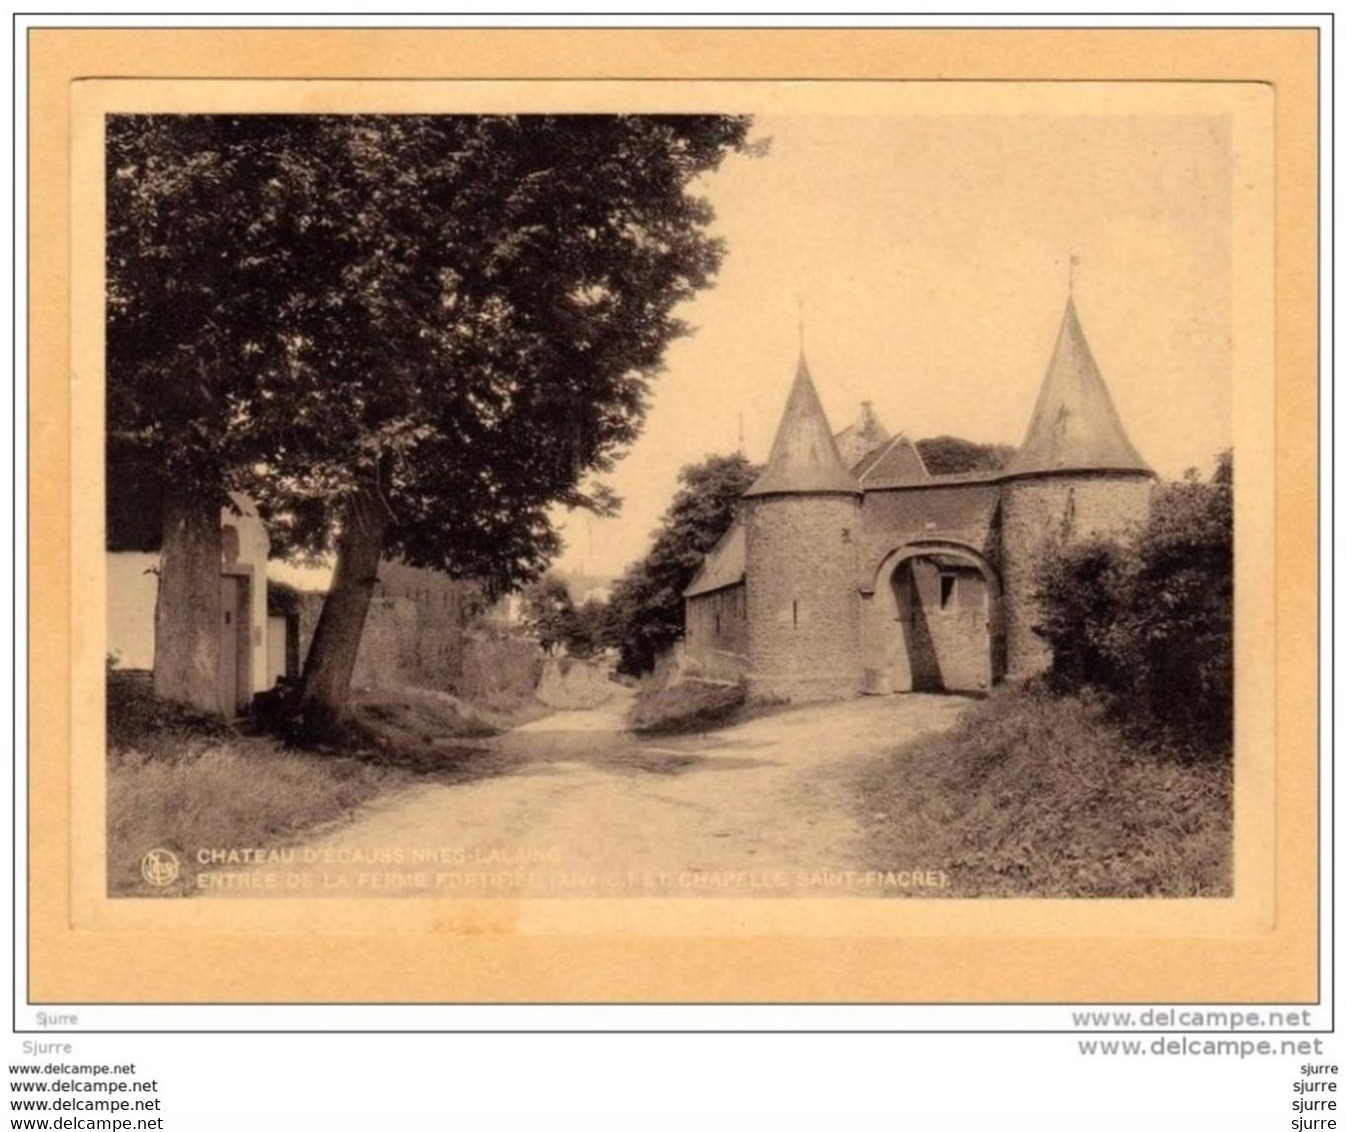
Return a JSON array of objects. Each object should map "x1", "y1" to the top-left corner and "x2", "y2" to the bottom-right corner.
[{"x1": 916, "y1": 435, "x2": 1017, "y2": 476}]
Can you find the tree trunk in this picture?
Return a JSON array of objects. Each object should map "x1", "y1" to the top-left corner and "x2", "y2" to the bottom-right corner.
[
  {"x1": 296, "y1": 482, "x2": 392, "y2": 742},
  {"x1": 153, "y1": 492, "x2": 223, "y2": 714}
]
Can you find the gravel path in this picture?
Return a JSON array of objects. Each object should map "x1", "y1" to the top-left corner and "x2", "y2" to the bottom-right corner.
[{"x1": 211, "y1": 688, "x2": 968, "y2": 899}]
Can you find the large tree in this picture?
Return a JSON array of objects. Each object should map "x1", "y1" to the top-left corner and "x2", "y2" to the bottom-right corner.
[
  {"x1": 107, "y1": 116, "x2": 306, "y2": 711},
  {"x1": 107, "y1": 114, "x2": 754, "y2": 731},
  {"x1": 605, "y1": 451, "x2": 759, "y2": 675}
]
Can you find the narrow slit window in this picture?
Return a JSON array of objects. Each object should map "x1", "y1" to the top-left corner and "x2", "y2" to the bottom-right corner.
[
  {"x1": 792, "y1": 599, "x2": 799, "y2": 628},
  {"x1": 939, "y1": 574, "x2": 956, "y2": 610}
]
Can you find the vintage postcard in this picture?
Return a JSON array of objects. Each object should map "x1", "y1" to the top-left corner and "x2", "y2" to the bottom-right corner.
[{"x1": 30, "y1": 28, "x2": 1318, "y2": 1003}]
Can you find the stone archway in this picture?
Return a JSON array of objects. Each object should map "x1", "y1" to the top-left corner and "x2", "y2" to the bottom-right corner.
[{"x1": 869, "y1": 541, "x2": 1003, "y2": 694}]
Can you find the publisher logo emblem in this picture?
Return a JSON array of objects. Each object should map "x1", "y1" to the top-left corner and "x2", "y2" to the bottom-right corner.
[{"x1": 141, "y1": 848, "x2": 180, "y2": 888}]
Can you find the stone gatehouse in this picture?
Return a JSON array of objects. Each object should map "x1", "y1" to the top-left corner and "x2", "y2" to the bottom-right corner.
[{"x1": 682, "y1": 296, "x2": 1155, "y2": 700}]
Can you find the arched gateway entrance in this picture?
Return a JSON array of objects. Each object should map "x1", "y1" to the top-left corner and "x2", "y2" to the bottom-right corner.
[{"x1": 868, "y1": 542, "x2": 1004, "y2": 695}]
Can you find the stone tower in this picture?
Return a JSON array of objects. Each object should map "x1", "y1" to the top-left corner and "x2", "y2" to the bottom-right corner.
[
  {"x1": 743, "y1": 353, "x2": 862, "y2": 701},
  {"x1": 1000, "y1": 296, "x2": 1155, "y2": 676}
]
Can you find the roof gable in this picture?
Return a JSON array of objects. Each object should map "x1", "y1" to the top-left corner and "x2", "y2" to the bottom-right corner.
[{"x1": 858, "y1": 434, "x2": 931, "y2": 489}]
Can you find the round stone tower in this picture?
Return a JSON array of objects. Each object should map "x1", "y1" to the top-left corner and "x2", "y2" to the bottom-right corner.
[
  {"x1": 1000, "y1": 296, "x2": 1156, "y2": 677},
  {"x1": 743, "y1": 354, "x2": 862, "y2": 701}
]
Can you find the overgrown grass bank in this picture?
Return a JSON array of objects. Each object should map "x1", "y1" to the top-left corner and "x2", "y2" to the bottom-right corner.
[
  {"x1": 628, "y1": 678, "x2": 748, "y2": 735},
  {"x1": 108, "y1": 672, "x2": 412, "y2": 896},
  {"x1": 108, "y1": 741, "x2": 409, "y2": 896},
  {"x1": 351, "y1": 683, "x2": 547, "y2": 744},
  {"x1": 855, "y1": 685, "x2": 1231, "y2": 898}
]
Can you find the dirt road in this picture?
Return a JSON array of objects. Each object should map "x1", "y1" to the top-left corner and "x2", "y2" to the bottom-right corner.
[{"x1": 218, "y1": 689, "x2": 968, "y2": 898}]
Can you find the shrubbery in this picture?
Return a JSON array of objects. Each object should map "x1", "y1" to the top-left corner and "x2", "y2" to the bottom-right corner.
[
  {"x1": 856, "y1": 684, "x2": 1232, "y2": 897},
  {"x1": 1033, "y1": 452, "x2": 1233, "y2": 754},
  {"x1": 628, "y1": 678, "x2": 748, "y2": 734}
]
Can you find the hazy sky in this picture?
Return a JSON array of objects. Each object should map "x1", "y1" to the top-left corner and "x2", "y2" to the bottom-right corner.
[{"x1": 553, "y1": 109, "x2": 1236, "y2": 580}]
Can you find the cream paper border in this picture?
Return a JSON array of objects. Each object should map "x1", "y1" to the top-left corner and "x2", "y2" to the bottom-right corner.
[{"x1": 31, "y1": 28, "x2": 1317, "y2": 1004}]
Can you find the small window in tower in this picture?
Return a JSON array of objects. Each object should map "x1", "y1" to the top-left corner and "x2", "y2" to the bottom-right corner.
[
  {"x1": 792, "y1": 599, "x2": 799, "y2": 628},
  {"x1": 939, "y1": 574, "x2": 956, "y2": 610},
  {"x1": 714, "y1": 611, "x2": 721, "y2": 635}
]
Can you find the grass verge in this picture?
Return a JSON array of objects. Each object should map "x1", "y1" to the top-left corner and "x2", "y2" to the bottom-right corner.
[
  {"x1": 350, "y1": 684, "x2": 547, "y2": 742},
  {"x1": 854, "y1": 684, "x2": 1232, "y2": 898},
  {"x1": 106, "y1": 671, "x2": 508, "y2": 897},
  {"x1": 628, "y1": 678, "x2": 748, "y2": 735},
  {"x1": 108, "y1": 739, "x2": 411, "y2": 897}
]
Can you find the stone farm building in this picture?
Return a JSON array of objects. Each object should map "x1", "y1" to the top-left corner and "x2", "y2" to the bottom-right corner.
[
  {"x1": 682, "y1": 296, "x2": 1155, "y2": 700},
  {"x1": 107, "y1": 491, "x2": 509, "y2": 717}
]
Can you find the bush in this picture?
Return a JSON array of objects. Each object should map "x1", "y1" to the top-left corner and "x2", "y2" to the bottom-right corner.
[
  {"x1": 628, "y1": 678, "x2": 747, "y2": 734},
  {"x1": 1034, "y1": 451, "x2": 1233, "y2": 753},
  {"x1": 107, "y1": 666, "x2": 231, "y2": 759},
  {"x1": 855, "y1": 684, "x2": 1232, "y2": 897}
]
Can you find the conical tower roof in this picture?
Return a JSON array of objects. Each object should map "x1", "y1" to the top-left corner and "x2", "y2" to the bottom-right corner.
[
  {"x1": 1005, "y1": 297, "x2": 1151, "y2": 477},
  {"x1": 744, "y1": 354, "x2": 860, "y2": 497}
]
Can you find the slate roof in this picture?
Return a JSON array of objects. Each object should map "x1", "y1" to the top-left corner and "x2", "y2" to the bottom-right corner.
[
  {"x1": 683, "y1": 520, "x2": 746, "y2": 598},
  {"x1": 858, "y1": 434, "x2": 932, "y2": 489},
  {"x1": 1004, "y1": 297, "x2": 1151, "y2": 477},
  {"x1": 744, "y1": 354, "x2": 861, "y2": 497}
]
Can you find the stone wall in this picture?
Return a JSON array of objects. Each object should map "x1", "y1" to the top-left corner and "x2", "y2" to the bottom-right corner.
[
  {"x1": 731, "y1": 471, "x2": 1149, "y2": 698},
  {"x1": 295, "y1": 560, "x2": 493, "y2": 693},
  {"x1": 744, "y1": 494, "x2": 862, "y2": 701},
  {"x1": 856, "y1": 482, "x2": 1001, "y2": 588},
  {"x1": 684, "y1": 583, "x2": 749, "y2": 681},
  {"x1": 901, "y1": 559, "x2": 991, "y2": 693},
  {"x1": 1000, "y1": 472, "x2": 1153, "y2": 677},
  {"x1": 377, "y1": 560, "x2": 487, "y2": 690},
  {"x1": 535, "y1": 657, "x2": 613, "y2": 710},
  {"x1": 296, "y1": 591, "x2": 420, "y2": 690},
  {"x1": 859, "y1": 555, "x2": 996, "y2": 694}
]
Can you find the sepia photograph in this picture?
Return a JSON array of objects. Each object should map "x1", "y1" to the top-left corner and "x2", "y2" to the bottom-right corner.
[
  {"x1": 16, "y1": 16, "x2": 1314, "y2": 1015},
  {"x1": 91, "y1": 88, "x2": 1264, "y2": 909},
  {"x1": 12, "y1": 25, "x2": 1333, "y2": 1130}
]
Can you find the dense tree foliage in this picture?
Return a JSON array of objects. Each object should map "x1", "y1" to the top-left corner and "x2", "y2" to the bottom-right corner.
[
  {"x1": 1033, "y1": 452, "x2": 1233, "y2": 753},
  {"x1": 520, "y1": 575, "x2": 578, "y2": 656},
  {"x1": 107, "y1": 116, "x2": 311, "y2": 708},
  {"x1": 915, "y1": 435, "x2": 1016, "y2": 476},
  {"x1": 605, "y1": 452, "x2": 760, "y2": 675},
  {"x1": 567, "y1": 599, "x2": 611, "y2": 660},
  {"x1": 518, "y1": 579, "x2": 609, "y2": 659},
  {"x1": 107, "y1": 113, "x2": 754, "y2": 726}
]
